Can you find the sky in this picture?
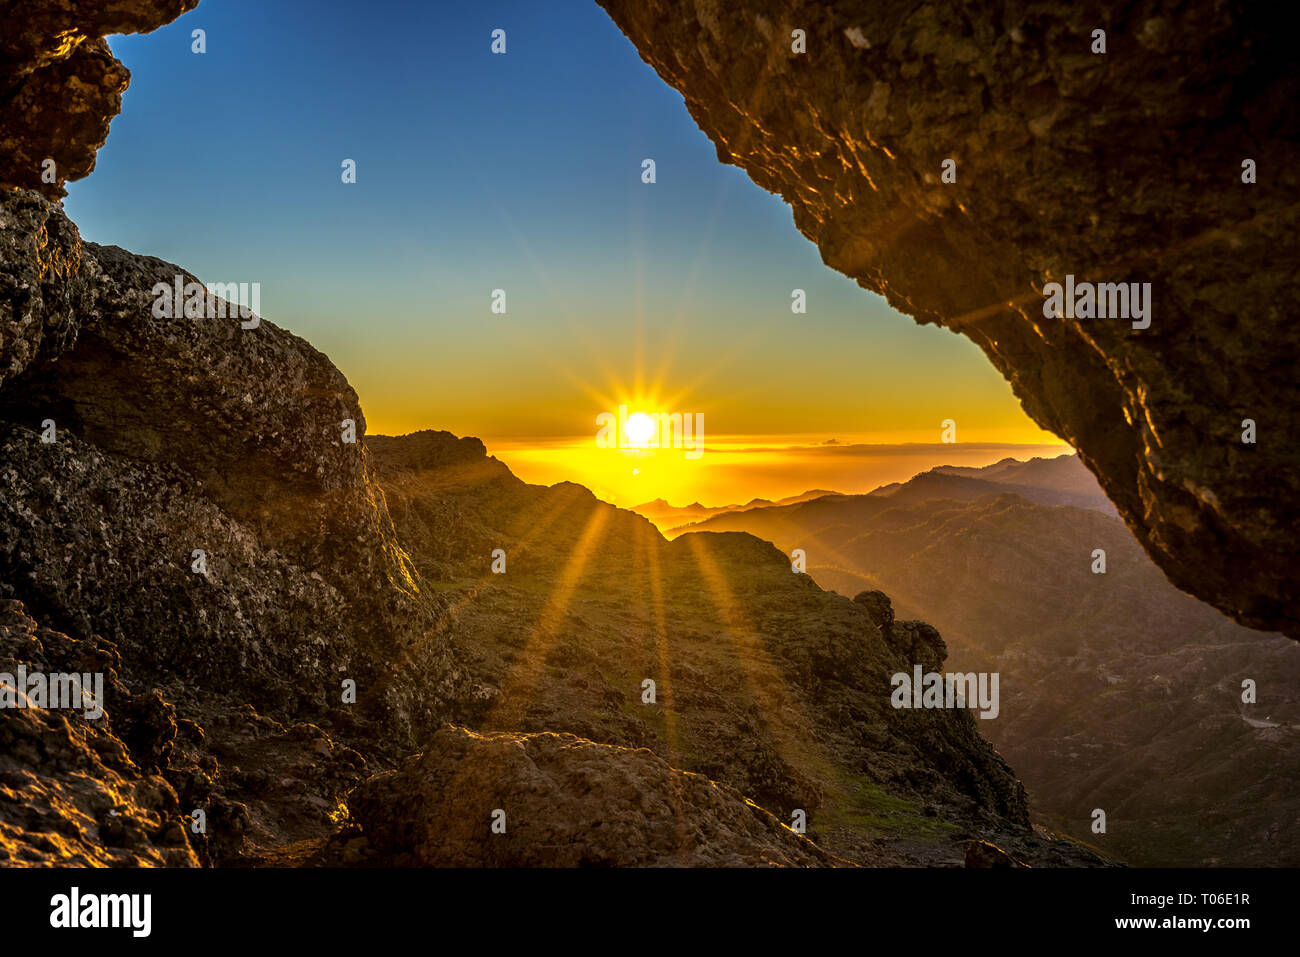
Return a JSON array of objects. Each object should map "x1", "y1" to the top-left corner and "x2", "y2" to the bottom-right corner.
[{"x1": 65, "y1": 0, "x2": 1067, "y2": 506}]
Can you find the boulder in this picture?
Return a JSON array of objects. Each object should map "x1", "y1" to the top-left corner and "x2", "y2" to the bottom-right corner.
[{"x1": 349, "y1": 725, "x2": 848, "y2": 867}]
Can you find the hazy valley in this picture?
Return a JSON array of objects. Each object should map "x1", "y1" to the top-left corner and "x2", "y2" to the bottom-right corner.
[{"x1": 668, "y1": 457, "x2": 1300, "y2": 865}]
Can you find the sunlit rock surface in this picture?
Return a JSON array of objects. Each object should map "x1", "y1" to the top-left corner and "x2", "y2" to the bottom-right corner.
[
  {"x1": 0, "y1": 0, "x2": 199, "y2": 196},
  {"x1": 350, "y1": 725, "x2": 849, "y2": 867},
  {"x1": 0, "y1": 599, "x2": 199, "y2": 866},
  {"x1": 597, "y1": 0, "x2": 1300, "y2": 637}
]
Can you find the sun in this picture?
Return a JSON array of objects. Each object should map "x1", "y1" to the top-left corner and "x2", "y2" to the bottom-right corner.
[{"x1": 625, "y1": 411, "x2": 657, "y2": 446}]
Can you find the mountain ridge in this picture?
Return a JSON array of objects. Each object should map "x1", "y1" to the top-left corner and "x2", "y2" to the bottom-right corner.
[
  {"x1": 676, "y1": 468, "x2": 1300, "y2": 865},
  {"x1": 0, "y1": 193, "x2": 1100, "y2": 866}
]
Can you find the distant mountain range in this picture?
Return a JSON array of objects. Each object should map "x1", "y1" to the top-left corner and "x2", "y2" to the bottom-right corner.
[
  {"x1": 649, "y1": 454, "x2": 1300, "y2": 866},
  {"x1": 651, "y1": 455, "x2": 1116, "y2": 538},
  {"x1": 633, "y1": 489, "x2": 838, "y2": 532},
  {"x1": 878, "y1": 455, "x2": 1119, "y2": 515}
]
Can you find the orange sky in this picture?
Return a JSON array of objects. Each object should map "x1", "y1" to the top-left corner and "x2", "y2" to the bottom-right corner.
[
  {"x1": 486, "y1": 432, "x2": 1071, "y2": 507},
  {"x1": 75, "y1": 6, "x2": 1072, "y2": 515},
  {"x1": 355, "y1": 322, "x2": 1072, "y2": 508}
]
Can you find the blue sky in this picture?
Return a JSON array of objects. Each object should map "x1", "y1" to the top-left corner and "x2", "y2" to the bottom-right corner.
[{"x1": 65, "y1": 0, "x2": 1050, "y2": 463}]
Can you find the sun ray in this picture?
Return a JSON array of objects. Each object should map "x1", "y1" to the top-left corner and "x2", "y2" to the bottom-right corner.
[
  {"x1": 365, "y1": 476, "x2": 599, "y2": 702},
  {"x1": 681, "y1": 532, "x2": 844, "y2": 813},
  {"x1": 630, "y1": 517, "x2": 696, "y2": 859},
  {"x1": 480, "y1": 503, "x2": 613, "y2": 730}
]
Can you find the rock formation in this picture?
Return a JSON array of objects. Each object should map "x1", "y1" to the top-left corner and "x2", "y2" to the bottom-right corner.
[
  {"x1": 0, "y1": 183, "x2": 468, "y2": 865},
  {"x1": 0, "y1": 0, "x2": 200, "y2": 196},
  {"x1": 0, "y1": 599, "x2": 198, "y2": 866},
  {"x1": 350, "y1": 725, "x2": 847, "y2": 867},
  {"x1": 596, "y1": 0, "x2": 1300, "y2": 637},
  {"x1": 1, "y1": 191, "x2": 464, "y2": 745},
  {"x1": 0, "y1": 0, "x2": 1112, "y2": 868}
]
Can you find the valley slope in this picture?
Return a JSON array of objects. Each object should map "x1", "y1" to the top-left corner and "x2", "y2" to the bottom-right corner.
[{"x1": 671, "y1": 458, "x2": 1300, "y2": 865}]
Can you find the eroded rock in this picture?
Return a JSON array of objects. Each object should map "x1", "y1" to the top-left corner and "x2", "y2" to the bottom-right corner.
[
  {"x1": 0, "y1": 599, "x2": 199, "y2": 866},
  {"x1": 0, "y1": 0, "x2": 199, "y2": 196}
]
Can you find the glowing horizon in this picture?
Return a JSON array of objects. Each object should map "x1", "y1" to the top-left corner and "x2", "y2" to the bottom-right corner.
[
  {"x1": 445, "y1": 431, "x2": 1072, "y2": 508},
  {"x1": 69, "y1": 2, "x2": 1077, "y2": 516}
]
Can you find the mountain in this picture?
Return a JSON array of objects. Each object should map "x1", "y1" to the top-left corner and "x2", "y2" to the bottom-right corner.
[
  {"x1": 366, "y1": 430, "x2": 1104, "y2": 866},
  {"x1": 631, "y1": 489, "x2": 839, "y2": 532},
  {"x1": 666, "y1": 455, "x2": 1115, "y2": 542},
  {"x1": 0, "y1": 186, "x2": 1103, "y2": 866},
  {"x1": 683, "y1": 478, "x2": 1300, "y2": 865},
  {"x1": 901, "y1": 454, "x2": 1118, "y2": 515}
]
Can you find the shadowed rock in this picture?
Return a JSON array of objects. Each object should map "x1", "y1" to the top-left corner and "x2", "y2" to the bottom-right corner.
[
  {"x1": 965, "y1": 840, "x2": 1026, "y2": 868},
  {"x1": 597, "y1": 0, "x2": 1300, "y2": 637},
  {"x1": 0, "y1": 190, "x2": 464, "y2": 744},
  {"x1": 853, "y1": 590, "x2": 895, "y2": 636}
]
